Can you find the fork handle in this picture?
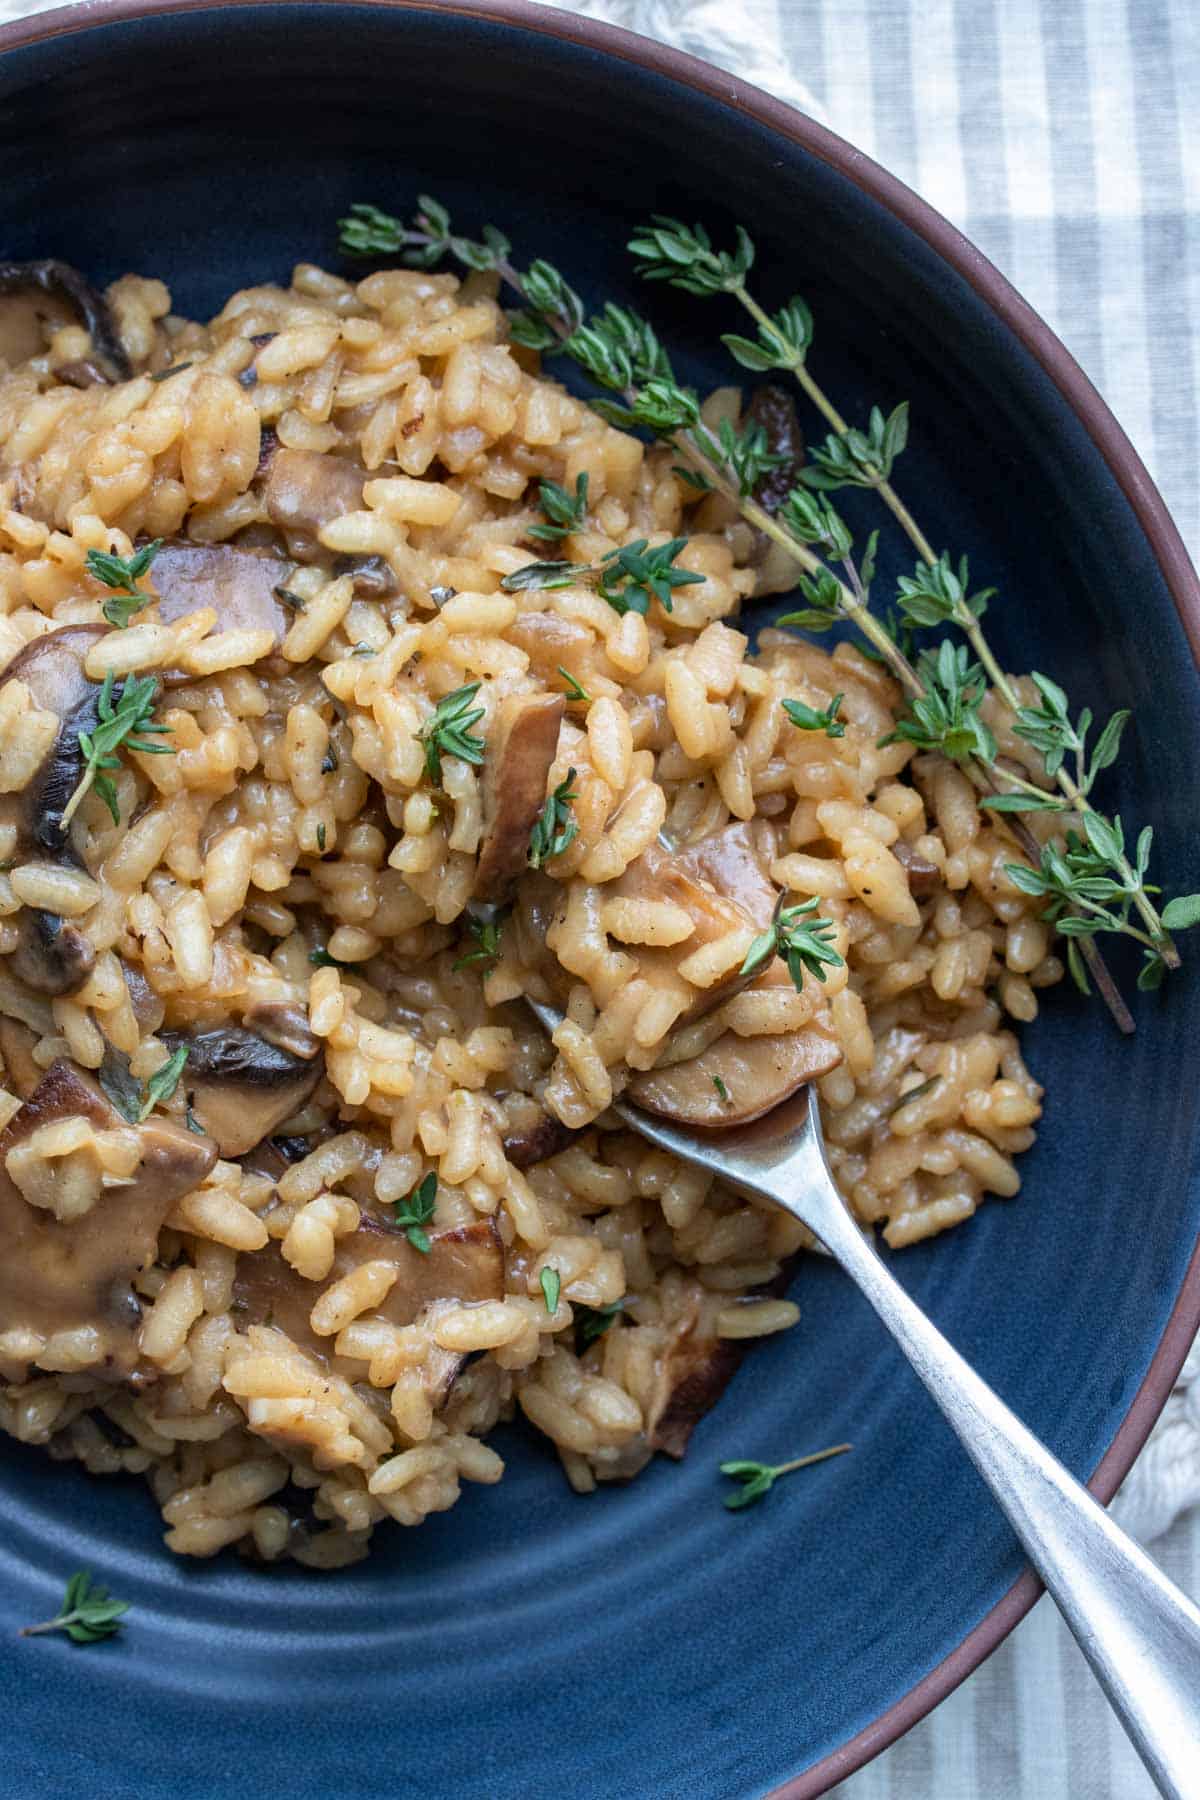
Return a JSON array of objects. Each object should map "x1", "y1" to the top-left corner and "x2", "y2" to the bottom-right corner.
[{"x1": 815, "y1": 1196, "x2": 1200, "y2": 1799}]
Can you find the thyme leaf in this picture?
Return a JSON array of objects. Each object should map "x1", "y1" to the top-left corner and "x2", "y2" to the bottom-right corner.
[
  {"x1": 740, "y1": 898, "x2": 844, "y2": 990},
  {"x1": 528, "y1": 471, "x2": 589, "y2": 543},
  {"x1": 720, "y1": 1442, "x2": 852, "y2": 1511},
  {"x1": 453, "y1": 911, "x2": 505, "y2": 971},
  {"x1": 782, "y1": 693, "x2": 845, "y2": 739},
  {"x1": 539, "y1": 1267, "x2": 561, "y2": 1313},
  {"x1": 20, "y1": 1570, "x2": 129, "y2": 1644},
  {"x1": 85, "y1": 539, "x2": 163, "y2": 629},
  {"x1": 576, "y1": 1300, "x2": 623, "y2": 1349},
  {"x1": 137, "y1": 1046, "x2": 188, "y2": 1122},
  {"x1": 61, "y1": 671, "x2": 173, "y2": 831},
  {"x1": 393, "y1": 1171, "x2": 436, "y2": 1254},
  {"x1": 528, "y1": 770, "x2": 578, "y2": 869},
  {"x1": 419, "y1": 682, "x2": 486, "y2": 786}
]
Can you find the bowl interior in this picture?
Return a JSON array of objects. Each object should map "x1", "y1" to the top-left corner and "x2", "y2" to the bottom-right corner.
[{"x1": 1, "y1": 6, "x2": 1199, "y2": 1796}]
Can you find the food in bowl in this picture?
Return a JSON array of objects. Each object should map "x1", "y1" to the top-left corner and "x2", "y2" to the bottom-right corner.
[{"x1": 0, "y1": 227, "x2": 1173, "y2": 1568}]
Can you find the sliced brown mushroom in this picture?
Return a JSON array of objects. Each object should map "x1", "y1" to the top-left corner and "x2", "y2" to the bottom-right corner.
[
  {"x1": 0, "y1": 261, "x2": 131, "y2": 381},
  {"x1": 645, "y1": 1265, "x2": 798, "y2": 1458},
  {"x1": 610, "y1": 823, "x2": 775, "y2": 1029},
  {"x1": 120, "y1": 959, "x2": 164, "y2": 1032},
  {"x1": 332, "y1": 553, "x2": 401, "y2": 598},
  {"x1": 0, "y1": 624, "x2": 107, "y2": 859},
  {"x1": 262, "y1": 447, "x2": 365, "y2": 563},
  {"x1": 55, "y1": 357, "x2": 112, "y2": 390},
  {"x1": 0, "y1": 626, "x2": 110, "y2": 995},
  {"x1": 233, "y1": 1215, "x2": 505, "y2": 1403},
  {"x1": 893, "y1": 838, "x2": 941, "y2": 899},
  {"x1": 508, "y1": 611, "x2": 594, "y2": 687},
  {"x1": 159, "y1": 1023, "x2": 324, "y2": 1158},
  {"x1": 500, "y1": 1094, "x2": 577, "y2": 1169},
  {"x1": 473, "y1": 692, "x2": 565, "y2": 903},
  {"x1": 742, "y1": 384, "x2": 810, "y2": 595},
  {"x1": 0, "y1": 1059, "x2": 216, "y2": 1371},
  {"x1": 150, "y1": 538, "x2": 293, "y2": 647},
  {"x1": 619, "y1": 823, "x2": 844, "y2": 1126},
  {"x1": 242, "y1": 1000, "x2": 321, "y2": 1061},
  {"x1": 8, "y1": 907, "x2": 95, "y2": 997},
  {"x1": 628, "y1": 1025, "x2": 841, "y2": 1129}
]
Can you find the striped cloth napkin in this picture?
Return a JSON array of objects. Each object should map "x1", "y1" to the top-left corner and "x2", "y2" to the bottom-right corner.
[{"x1": 1, "y1": 0, "x2": 1197, "y2": 1792}]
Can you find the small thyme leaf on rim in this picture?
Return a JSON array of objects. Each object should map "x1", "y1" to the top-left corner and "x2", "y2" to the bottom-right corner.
[
  {"x1": 20, "y1": 1570, "x2": 129, "y2": 1644},
  {"x1": 393, "y1": 1171, "x2": 437, "y2": 1254},
  {"x1": 720, "y1": 1442, "x2": 852, "y2": 1511}
]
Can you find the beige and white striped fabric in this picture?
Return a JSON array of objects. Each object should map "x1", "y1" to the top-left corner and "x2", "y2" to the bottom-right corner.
[{"x1": 1, "y1": 0, "x2": 1197, "y2": 1792}]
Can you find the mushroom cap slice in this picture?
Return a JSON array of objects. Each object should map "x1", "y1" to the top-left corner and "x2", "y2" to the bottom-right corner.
[
  {"x1": 161, "y1": 1024, "x2": 325, "y2": 1158},
  {"x1": 0, "y1": 1059, "x2": 217, "y2": 1372},
  {"x1": 620, "y1": 822, "x2": 844, "y2": 1126},
  {"x1": 8, "y1": 907, "x2": 95, "y2": 998},
  {"x1": 151, "y1": 539, "x2": 292, "y2": 647},
  {"x1": 0, "y1": 260, "x2": 130, "y2": 380},
  {"x1": 473, "y1": 692, "x2": 565, "y2": 903},
  {"x1": 628, "y1": 1024, "x2": 841, "y2": 1129},
  {"x1": 233, "y1": 1216, "x2": 506, "y2": 1403},
  {"x1": 0, "y1": 624, "x2": 106, "y2": 858},
  {"x1": 262, "y1": 447, "x2": 365, "y2": 563}
]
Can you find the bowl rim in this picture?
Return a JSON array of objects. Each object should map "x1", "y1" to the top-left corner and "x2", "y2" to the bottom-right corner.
[{"x1": 2, "y1": 0, "x2": 1200, "y2": 1791}]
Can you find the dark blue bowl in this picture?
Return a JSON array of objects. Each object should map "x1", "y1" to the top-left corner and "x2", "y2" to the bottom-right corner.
[{"x1": 1, "y1": 3, "x2": 1198, "y2": 1794}]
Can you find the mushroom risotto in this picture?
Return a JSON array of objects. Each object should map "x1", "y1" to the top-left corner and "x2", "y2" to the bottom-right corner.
[{"x1": 0, "y1": 259, "x2": 1057, "y2": 1565}]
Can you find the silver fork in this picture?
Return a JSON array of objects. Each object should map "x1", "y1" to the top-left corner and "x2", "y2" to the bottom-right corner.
[{"x1": 526, "y1": 998, "x2": 1200, "y2": 1798}]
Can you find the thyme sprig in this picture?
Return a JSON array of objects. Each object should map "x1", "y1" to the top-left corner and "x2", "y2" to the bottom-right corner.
[
  {"x1": 419, "y1": 682, "x2": 486, "y2": 786},
  {"x1": 338, "y1": 197, "x2": 892, "y2": 667},
  {"x1": 20, "y1": 1570, "x2": 129, "y2": 1644},
  {"x1": 626, "y1": 211, "x2": 1198, "y2": 1011},
  {"x1": 528, "y1": 472, "x2": 589, "y2": 543},
  {"x1": 60, "y1": 671, "x2": 173, "y2": 831},
  {"x1": 338, "y1": 196, "x2": 1197, "y2": 1016},
  {"x1": 720, "y1": 1442, "x2": 852, "y2": 1511},
  {"x1": 741, "y1": 897, "x2": 844, "y2": 990}
]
